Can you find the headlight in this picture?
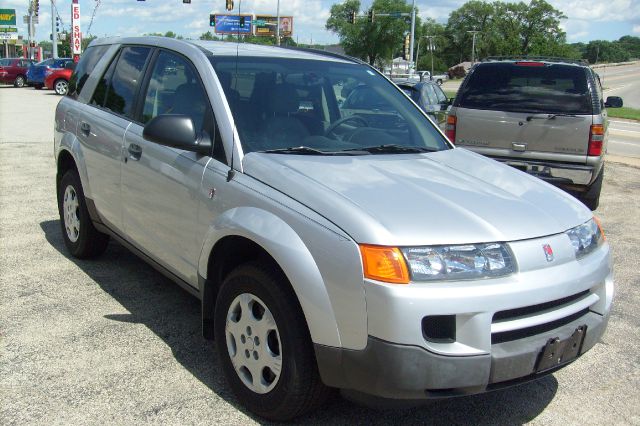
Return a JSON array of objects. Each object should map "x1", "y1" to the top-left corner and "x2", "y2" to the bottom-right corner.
[
  {"x1": 401, "y1": 243, "x2": 515, "y2": 281},
  {"x1": 566, "y1": 218, "x2": 604, "y2": 258}
]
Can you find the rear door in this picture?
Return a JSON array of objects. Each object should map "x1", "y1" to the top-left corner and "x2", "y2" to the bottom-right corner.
[
  {"x1": 76, "y1": 45, "x2": 152, "y2": 232},
  {"x1": 454, "y1": 62, "x2": 593, "y2": 160}
]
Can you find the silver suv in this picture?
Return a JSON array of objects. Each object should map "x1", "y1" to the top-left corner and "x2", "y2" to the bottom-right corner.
[
  {"x1": 54, "y1": 38, "x2": 613, "y2": 420},
  {"x1": 447, "y1": 58, "x2": 623, "y2": 210}
]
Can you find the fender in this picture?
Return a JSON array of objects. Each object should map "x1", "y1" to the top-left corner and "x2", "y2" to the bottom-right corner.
[
  {"x1": 56, "y1": 131, "x2": 93, "y2": 199},
  {"x1": 198, "y1": 206, "x2": 343, "y2": 348}
]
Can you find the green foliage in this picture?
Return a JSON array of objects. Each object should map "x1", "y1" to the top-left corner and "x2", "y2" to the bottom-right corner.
[
  {"x1": 326, "y1": 0, "x2": 417, "y2": 66},
  {"x1": 199, "y1": 31, "x2": 219, "y2": 41},
  {"x1": 617, "y1": 36, "x2": 640, "y2": 59},
  {"x1": 606, "y1": 106, "x2": 640, "y2": 121},
  {"x1": 586, "y1": 40, "x2": 631, "y2": 63}
]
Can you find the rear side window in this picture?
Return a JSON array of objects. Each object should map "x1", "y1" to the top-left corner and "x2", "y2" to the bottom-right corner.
[
  {"x1": 0, "y1": 59, "x2": 12, "y2": 66},
  {"x1": 68, "y1": 45, "x2": 110, "y2": 99},
  {"x1": 458, "y1": 63, "x2": 592, "y2": 114}
]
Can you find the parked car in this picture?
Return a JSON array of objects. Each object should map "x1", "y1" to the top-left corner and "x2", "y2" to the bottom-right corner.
[
  {"x1": 448, "y1": 57, "x2": 623, "y2": 210},
  {"x1": 44, "y1": 65, "x2": 73, "y2": 95},
  {"x1": 0, "y1": 58, "x2": 35, "y2": 87},
  {"x1": 417, "y1": 70, "x2": 449, "y2": 84},
  {"x1": 27, "y1": 57, "x2": 74, "y2": 89},
  {"x1": 55, "y1": 39, "x2": 613, "y2": 421},
  {"x1": 396, "y1": 80, "x2": 450, "y2": 127}
]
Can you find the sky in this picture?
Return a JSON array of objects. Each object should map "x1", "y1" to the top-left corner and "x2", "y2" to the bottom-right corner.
[{"x1": 2, "y1": 0, "x2": 639, "y2": 46}]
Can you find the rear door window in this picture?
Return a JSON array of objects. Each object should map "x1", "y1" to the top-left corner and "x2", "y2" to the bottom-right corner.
[
  {"x1": 458, "y1": 63, "x2": 592, "y2": 114},
  {"x1": 102, "y1": 46, "x2": 152, "y2": 117}
]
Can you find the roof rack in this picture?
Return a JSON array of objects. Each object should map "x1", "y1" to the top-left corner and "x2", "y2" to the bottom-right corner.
[
  {"x1": 281, "y1": 45, "x2": 364, "y2": 65},
  {"x1": 482, "y1": 56, "x2": 588, "y2": 65}
]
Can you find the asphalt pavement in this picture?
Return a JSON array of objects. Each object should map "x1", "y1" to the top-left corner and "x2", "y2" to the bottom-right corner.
[
  {"x1": 598, "y1": 62, "x2": 640, "y2": 109},
  {"x1": 1, "y1": 86, "x2": 640, "y2": 425}
]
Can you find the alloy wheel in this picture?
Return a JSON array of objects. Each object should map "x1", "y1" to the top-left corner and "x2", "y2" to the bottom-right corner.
[{"x1": 63, "y1": 185, "x2": 80, "y2": 243}]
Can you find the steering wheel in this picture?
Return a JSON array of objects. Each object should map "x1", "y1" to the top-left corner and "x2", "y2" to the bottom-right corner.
[{"x1": 325, "y1": 115, "x2": 369, "y2": 138}]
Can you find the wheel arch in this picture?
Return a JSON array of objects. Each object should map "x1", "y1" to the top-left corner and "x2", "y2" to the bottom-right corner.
[{"x1": 198, "y1": 207, "x2": 341, "y2": 348}]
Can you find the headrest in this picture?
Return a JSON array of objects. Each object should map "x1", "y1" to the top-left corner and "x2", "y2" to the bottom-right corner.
[{"x1": 267, "y1": 84, "x2": 300, "y2": 114}]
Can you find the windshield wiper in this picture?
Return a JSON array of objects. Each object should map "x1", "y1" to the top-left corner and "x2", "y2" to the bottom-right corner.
[
  {"x1": 526, "y1": 113, "x2": 579, "y2": 121},
  {"x1": 261, "y1": 146, "x2": 368, "y2": 156},
  {"x1": 344, "y1": 144, "x2": 436, "y2": 154}
]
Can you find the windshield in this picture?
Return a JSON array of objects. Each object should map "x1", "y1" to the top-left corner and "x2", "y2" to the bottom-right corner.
[
  {"x1": 209, "y1": 56, "x2": 449, "y2": 154},
  {"x1": 458, "y1": 63, "x2": 593, "y2": 114}
]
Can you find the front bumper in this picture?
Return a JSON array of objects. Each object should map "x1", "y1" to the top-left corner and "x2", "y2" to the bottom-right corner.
[
  {"x1": 315, "y1": 310, "x2": 608, "y2": 400},
  {"x1": 315, "y1": 235, "x2": 613, "y2": 399}
]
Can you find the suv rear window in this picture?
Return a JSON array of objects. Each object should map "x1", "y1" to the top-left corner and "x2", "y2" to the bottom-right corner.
[{"x1": 457, "y1": 63, "x2": 592, "y2": 114}]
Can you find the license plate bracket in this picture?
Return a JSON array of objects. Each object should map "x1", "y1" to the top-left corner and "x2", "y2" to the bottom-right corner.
[{"x1": 536, "y1": 325, "x2": 587, "y2": 373}]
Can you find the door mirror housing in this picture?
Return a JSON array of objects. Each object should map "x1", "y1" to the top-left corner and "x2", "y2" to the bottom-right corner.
[
  {"x1": 604, "y1": 96, "x2": 623, "y2": 108},
  {"x1": 143, "y1": 115, "x2": 211, "y2": 154}
]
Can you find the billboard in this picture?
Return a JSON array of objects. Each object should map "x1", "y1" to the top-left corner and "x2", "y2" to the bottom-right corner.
[
  {"x1": 254, "y1": 15, "x2": 293, "y2": 37},
  {"x1": 71, "y1": 2, "x2": 82, "y2": 56},
  {"x1": 214, "y1": 14, "x2": 252, "y2": 35},
  {"x1": 0, "y1": 8, "x2": 16, "y2": 26}
]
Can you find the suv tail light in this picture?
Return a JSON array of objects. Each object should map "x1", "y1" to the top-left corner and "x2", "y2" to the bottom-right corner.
[
  {"x1": 514, "y1": 61, "x2": 546, "y2": 67},
  {"x1": 588, "y1": 124, "x2": 604, "y2": 156},
  {"x1": 445, "y1": 115, "x2": 456, "y2": 143}
]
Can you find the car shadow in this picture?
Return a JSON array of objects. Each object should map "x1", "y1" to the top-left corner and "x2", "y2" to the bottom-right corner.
[{"x1": 40, "y1": 219, "x2": 557, "y2": 424}]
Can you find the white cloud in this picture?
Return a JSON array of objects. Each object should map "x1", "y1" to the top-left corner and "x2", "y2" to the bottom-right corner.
[{"x1": 633, "y1": 25, "x2": 640, "y2": 33}]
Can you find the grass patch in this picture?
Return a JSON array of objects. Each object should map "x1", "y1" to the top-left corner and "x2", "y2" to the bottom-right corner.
[
  {"x1": 607, "y1": 107, "x2": 640, "y2": 121},
  {"x1": 444, "y1": 90, "x2": 458, "y2": 99}
]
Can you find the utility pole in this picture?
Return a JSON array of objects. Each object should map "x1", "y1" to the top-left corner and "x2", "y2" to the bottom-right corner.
[
  {"x1": 51, "y1": 0, "x2": 57, "y2": 58},
  {"x1": 408, "y1": 0, "x2": 416, "y2": 75},
  {"x1": 275, "y1": 0, "x2": 280, "y2": 46},
  {"x1": 467, "y1": 30, "x2": 480, "y2": 64}
]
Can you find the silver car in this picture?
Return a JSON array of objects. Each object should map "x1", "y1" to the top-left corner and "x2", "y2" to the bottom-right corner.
[
  {"x1": 54, "y1": 38, "x2": 613, "y2": 421},
  {"x1": 447, "y1": 58, "x2": 624, "y2": 210}
]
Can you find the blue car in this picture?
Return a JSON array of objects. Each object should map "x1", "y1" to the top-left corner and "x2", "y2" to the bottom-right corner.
[{"x1": 26, "y1": 58, "x2": 74, "y2": 89}]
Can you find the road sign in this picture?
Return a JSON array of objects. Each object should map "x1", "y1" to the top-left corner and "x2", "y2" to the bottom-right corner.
[
  {"x1": 214, "y1": 14, "x2": 252, "y2": 35},
  {"x1": 254, "y1": 15, "x2": 293, "y2": 37},
  {"x1": 71, "y1": 2, "x2": 82, "y2": 56},
  {"x1": 251, "y1": 20, "x2": 266, "y2": 26},
  {"x1": 0, "y1": 8, "x2": 17, "y2": 26},
  {"x1": 0, "y1": 33, "x2": 18, "y2": 40},
  {"x1": 0, "y1": 27, "x2": 18, "y2": 33}
]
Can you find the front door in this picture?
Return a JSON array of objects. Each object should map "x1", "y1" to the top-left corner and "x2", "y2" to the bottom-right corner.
[{"x1": 121, "y1": 50, "x2": 218, "y2": 284}]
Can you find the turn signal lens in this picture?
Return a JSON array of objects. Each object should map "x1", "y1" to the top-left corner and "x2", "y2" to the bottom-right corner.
[
  {"x1": 594, "y1": 216, "x2": 606, "y2": 241},
  {"x1": 360, "y1": 245, "x2": 410, "y2": 284}
]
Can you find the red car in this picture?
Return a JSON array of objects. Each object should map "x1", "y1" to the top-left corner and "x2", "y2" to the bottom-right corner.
[
  {"x1": 44, "y1": 67, "x2": 73, "y2": 95},
  {"x1": 0, "y1": 58, "x2": 36, "y2": 87}
]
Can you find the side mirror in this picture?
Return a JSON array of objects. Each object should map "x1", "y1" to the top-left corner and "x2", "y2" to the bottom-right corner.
[
  {"x1": 65, "y1": 62, "x2": 76, "y2": 71},
  {"x1": 143, "y1": 115, "x2": 211, "y2": 154},
  {"x1": 604, "y1": 96, "x2": 623, "y2": 108},
  {"x1": 448, "y1": 97, "x2": 455, "y2": 105}
]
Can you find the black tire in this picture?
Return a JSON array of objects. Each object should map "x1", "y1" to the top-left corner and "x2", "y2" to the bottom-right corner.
[
  {"x1": 214, "y1": 261, "x2": 331, "y2": 421},
  {"x1": 34, "y1": 83, "x2": 43, "y2": 90},
  {"x1": 14, "y1": 75, "x2": 25, "y2": 88},
  {"x1": 57, "y1": 169, "x2": 109, "y2": 258},
  {"x1": 578, "y1": 165, "x2": 604, "y2": 211}
]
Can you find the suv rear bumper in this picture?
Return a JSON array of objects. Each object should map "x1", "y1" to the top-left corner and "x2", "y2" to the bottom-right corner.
[
  {"x1": 315, "y1": 310, "x2": 608, "y2": 400},
  {"x1": 496, "y1": 158, "x2": 595, "y2": 187}
]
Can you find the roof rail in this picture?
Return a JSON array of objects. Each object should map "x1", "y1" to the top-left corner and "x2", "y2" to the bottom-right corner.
[
  {"x1": 482, "y1": 56, "x2": 588, "y2": 65},
  {"x1": 280, "y1": 45, "x2": 364, "y2": 65}
]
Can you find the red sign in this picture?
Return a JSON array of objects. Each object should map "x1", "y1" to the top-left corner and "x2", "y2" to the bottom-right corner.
[{"x1": 71, "y1": 3, "x2": 81, "y2": 55}]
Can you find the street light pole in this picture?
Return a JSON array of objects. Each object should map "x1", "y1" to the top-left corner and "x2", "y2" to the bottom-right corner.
[
  {"x1": 276, "y1": 0, "x2": 280, "y2": 46},
  {"x1": 51, "y1": 0, "x2": 58, "y2": 58},
  {"x1": 467, "y1": 30, "x2": 480, "y2": 64},
  {"x1": 408, "y1": 0, "x2": 416, "y2": 76}
]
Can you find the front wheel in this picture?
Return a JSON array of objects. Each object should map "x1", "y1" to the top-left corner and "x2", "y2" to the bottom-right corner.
[
  {"x1": 57, "y1": 169, "x2": 110, "y2": 258},
  {"x1": 14, "y1": 75, "x2": 25, "y2": 87},
  {"x1": 214, "y1": 261, "x2": 330, "y2": 421},
  {"x1": 34, "y1": 83, "x2": 43, "y2": 90},
  {"x1": 54, "y1": 79, "x2": 69, "y2": 95}
]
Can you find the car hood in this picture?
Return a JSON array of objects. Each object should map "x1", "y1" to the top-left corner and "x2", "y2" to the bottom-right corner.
[{"x1": 242, "y1": 148, "x2": 592, "y2": 246}]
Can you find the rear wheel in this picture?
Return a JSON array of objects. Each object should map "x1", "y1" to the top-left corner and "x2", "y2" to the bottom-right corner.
[
  {"x1": 57, "y1": 169, "x2": 110, "y2": 258},
  {"x1": 578, "y1": 165, "x2": 604, "y2": 211},
  {"x1": 34, "y1": 83, "x2": 43, "y2": 90},
  {"x1": 14, "y1": 75, "x2": 25, "y2": 88},
  {"x1": 214, "y1": 261, "x2": 330, "y2": 421},
  {"x1": 54, "y1": 79, "x2": 69, "y2": 96}
]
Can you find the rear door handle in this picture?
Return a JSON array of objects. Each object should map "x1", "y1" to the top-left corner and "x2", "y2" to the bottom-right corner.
[
  {"x1": 80, "y1": 122, "x2": 91, "y2": 136},
  {"x1": 127, "y1": 143, "x2": 142, "y2": 161}
]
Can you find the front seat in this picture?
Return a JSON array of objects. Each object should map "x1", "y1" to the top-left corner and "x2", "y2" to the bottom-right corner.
[{"x1": 263, "y1": 84, "x2": 309, "y2": 148}]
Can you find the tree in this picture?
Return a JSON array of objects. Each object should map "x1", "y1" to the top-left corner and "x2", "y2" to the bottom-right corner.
[
  {"x1": 416, "y1": 19, "x2": 448, "y2": 72},
  {"x1": 199, "y1": 31, "x2": 219, "y2": 41},
  {"x1": 617, "y1": 36, "x2": 640, "y2": 59},
  {"x1": 585, "y1": 40, "x2": 631, "y2": 63},
  {"x1": 326, "y1": 0, "x2": 417, "y2": 66}
]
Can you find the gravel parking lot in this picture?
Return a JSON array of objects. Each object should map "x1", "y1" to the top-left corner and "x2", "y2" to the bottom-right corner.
[{"x1": 1, "y1": 86, "x2": 639, "y2": 425}]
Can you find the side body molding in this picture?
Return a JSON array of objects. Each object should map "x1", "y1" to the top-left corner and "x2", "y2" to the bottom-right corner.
[{"x1": 198, "y1": 207, "x2": 348, "y2": 349}]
